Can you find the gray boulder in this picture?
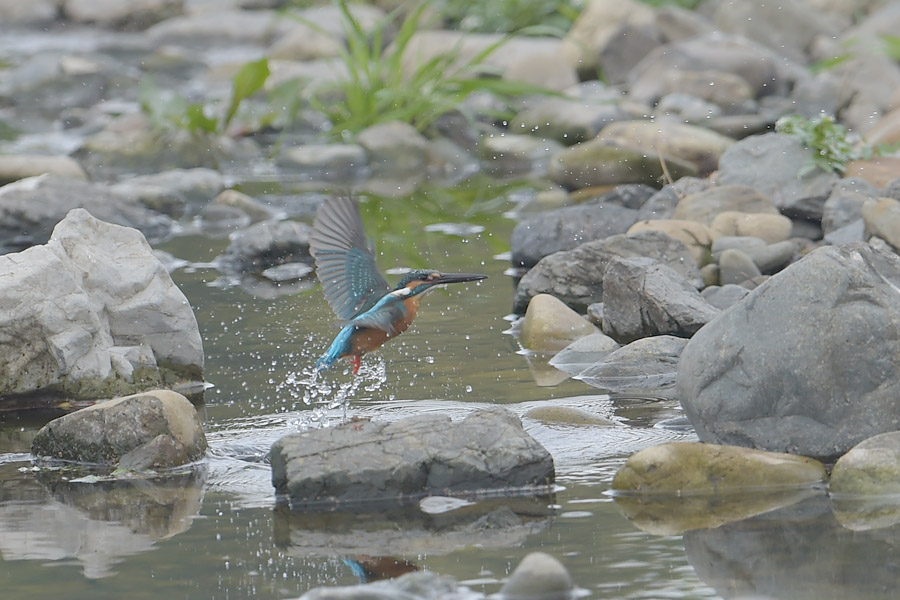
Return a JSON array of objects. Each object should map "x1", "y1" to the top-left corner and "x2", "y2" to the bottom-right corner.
[
  {"x1": 0, "y1": 174, "x2": 173, "y2": 254},
  {"x1": 500, "y1": 552, "x2": 575, "y2": 600},
  {"x1": 513, "y1": 230, "x2": 700, "y2": 314},
  {"x1": 701, "y1": 284, "x2": 750, "y2": 311},
  {"x1": 575, "y1": 335, "x2": 687, "y2": 393},
  {"x1": 601, "y1": 256, "x2": 719, "y2": 343},
  {"x1": 510, "y1": 201, "x2": 640, "y2": 268},
  {"x1": 31, "y1": 390, "x2": 207, "y2": 470},
  {"x1": 821, "y1": 178, "x2": 879, "y2": 234},
  {"x1": 271, "y1": 407, "x2": 554, "y2": 508},
  {"x1": 717, "y1": 132, "x2": 838, "y2": 214},
  {"x1": 678, "y1": 243, "x2": 900, "y2": 459},
  {"x1": 298, "y1": 571, "x2": 466, "y2": 600},
  {"x1": 216, "y1": 219, "x2": 313, "y2": 273},
  {"x1": 0, "y1": 209, "x2": 203, "y2": 403}
]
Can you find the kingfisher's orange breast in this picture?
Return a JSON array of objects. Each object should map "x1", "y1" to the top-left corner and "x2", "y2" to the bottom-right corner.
[{"x1": 350, "y1": 295, "x2": 421, "y2": 356}]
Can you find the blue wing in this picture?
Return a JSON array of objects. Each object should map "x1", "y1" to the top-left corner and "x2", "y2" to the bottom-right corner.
[
  {"x1": 349, "y1": 293, "x2": 408, "y2": 335},
  {"x1": 309, "y1": 197, "x2": 391, "y2": 321}
]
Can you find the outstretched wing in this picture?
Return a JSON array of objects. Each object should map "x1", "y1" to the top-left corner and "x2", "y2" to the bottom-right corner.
[
  {"x1": 349, "y1": 294, "x2": 408, "y2": 335},
  {"x1": 309, "y1": 196, "x2": 391, "y2": 321}
]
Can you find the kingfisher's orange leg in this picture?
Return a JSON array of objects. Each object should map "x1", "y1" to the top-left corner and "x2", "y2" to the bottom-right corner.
[{"x1": 350, "y1": 355, "x2": 361, "y2": 375}]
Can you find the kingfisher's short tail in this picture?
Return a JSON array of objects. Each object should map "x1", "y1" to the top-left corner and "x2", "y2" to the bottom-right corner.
[{"x1": 316, "y1": 325, "x2": 354, "y2": 371}]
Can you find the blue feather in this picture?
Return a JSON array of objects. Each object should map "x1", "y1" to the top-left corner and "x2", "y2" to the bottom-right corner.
[{"x1": 316, "y1": 324, "x2": 355, "y2": 370}]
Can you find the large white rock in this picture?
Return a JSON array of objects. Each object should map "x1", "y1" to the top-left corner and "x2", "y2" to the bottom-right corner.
[{"x1": 0, "y1": 208, "x2": 203, "y2": 403}]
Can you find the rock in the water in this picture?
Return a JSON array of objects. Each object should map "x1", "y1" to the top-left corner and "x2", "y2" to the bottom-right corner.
[
  {"x1": 481, "y1": 133, "x2": 564, "y2": 178},
  {"x1": 270, "y1": 407, "x2": 554, "y2": 507},
  {"x1": 510, "y1": 201, "x2": 640, "y2": 268},
  {"x1": 216, "y1": 219, "x2": 312, "y2": 272},
  {"x1": 548, "y1": 332, "x2": 620, "y2": 376},
  {"x1": 524, "y1": 405, "x2": 613, "y2": 426},
  {"x1": 678, "y1": 243, "x2": 900, "y2": 459},
  {"x1": 601, "y1": 257, "x2": 719, "y2": 343},
  {"x1": 298, "y1": 571, "x2": 463, "y2": 600},
  {"x1": 830, "y1": 432, "x2": 900, "y2": 496},
  {"x1": 672, "y1": 185, "x2": 778, "y2": 225},
  {"x1": 548, "y1": 137, "x2": 697, "y2": 190},
  {"x1": 513, "y1": 229, "x2": 701, "y2": 314},
  {"x1": 520, "y1": 294, "x2": 599, "y2": 353},
  {"x1": 0, "y1": 154, "x2": 87, "y2": 185},
  {"x1": 612, "y1": 442, "x2": 826, "y2": 495},
  {"x1": 31, "y1": 390, "x2": 207, "y2": 470},
  {"x1": 500, "y1": 552, "x2": 575, "y2": 600},
  {"x1": 357, "y1": 120, "x2": 431, "y2": 177},
  {"x1": 0, "y1": 174, "x2": 173, "y2": 254},
  {"x1": 0, "y1": 209, "x2": 203, "y2": 403},
  {"x1": 575, "y1": 335, "x2": 687, "y2": 393}
]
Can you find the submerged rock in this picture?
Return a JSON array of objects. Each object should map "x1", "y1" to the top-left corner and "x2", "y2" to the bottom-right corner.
[
  {"x1": 31, "y1": 390, "x2": 207, "y2": 470},
  {"x1": 216, "y1": 219, "x2": 313, "y2": 273},
  {"x1": 271, "y1": 407, "x2": 554, "y2": 508},
  {"x1": 500, "y1": 552, "x2": 575, "y2": 600},
  {"x1": 678, "y1": 243, "x2": 900, "y2": 459},
  {"x1": 574, "y1": 335, "x2": 686, "y2": 394},
  {"x1": 613, "y1": 442, "x2": 825, "y2": 495},
  {"x1": 548, "y1": 332, "x2": 620, "y2": 376},
  {"x1": 519, "y1": 294, "x2": 599, "y2": 353},
  {"x1": 0, "y1": 208, "x2": 203, "y2": 404},
  {"x1": 297, "y1": 571, "x2": 467, "y2": 600}
]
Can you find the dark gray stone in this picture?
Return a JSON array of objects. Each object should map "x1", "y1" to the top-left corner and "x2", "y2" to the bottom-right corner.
[
  {"x1": 717, "y1": 132, "x2": 838, "y2": 212},
  {"x1": 822, "y1": 178, "x2": 880, "y2": 233},
  {"x1": 216, "y1": 219, "x2": 312, "y2": 273},
  {"x1": 0, "y1": 175, "x2": 173, "y2": 254},
  {"x1": 718, "y1": 248, "x2": 762, "y2": 285},
  {"x1": 31, "y1": 390, "x2": 207, "y2": 469},
  {"x1": 270, "y1": 407, "x2": 554, "y2": 507},
  {"x1": 824, "y1": 219, "x2": 866, "y2": 245},
  {"x1": 678, "y1": 243, "x2": 900, "y2": 459},
  {"x1": 500, "y1": 552, "x2": 575, "y2": 600},
  {"x1": 510, "y1": 202, "x2": 640, "y2": 268},
  {"x1": 636, "y1": 176, "x2": 711, "y2": 221},
  {"x1": 513, "y1": 230, "x2": 701, "y2": 314},
  {"x1": 601, "y1": 257, "x2": 719, "y2": 343},
  {"x1": 575, "y1": 335, "x2": 687, "y2": 393}
]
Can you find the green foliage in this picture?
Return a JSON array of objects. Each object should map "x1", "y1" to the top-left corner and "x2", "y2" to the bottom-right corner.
[
  {"x1": 296, "y1": 0, "x2": 560, "y2": 139},
  {"x1": 437, "y1": 0, "x2": 580, "y2": 34},
  {"x1": 775, "y1": 114, "x2": 870, "y2": 176},
  {"x1": 140, "y1": 57, "x2": 271, "y2": 136},
  {"x1": 882, "y1": 34, "x2": 900, "y2": 62},
  {"x1": 635, "y1": 0, "x2": 704, "y2": 8}
]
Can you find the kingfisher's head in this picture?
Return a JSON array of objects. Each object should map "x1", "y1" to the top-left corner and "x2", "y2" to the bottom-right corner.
[{"x1": 394, "y1": 269, "x2": 487, "y2": 297}]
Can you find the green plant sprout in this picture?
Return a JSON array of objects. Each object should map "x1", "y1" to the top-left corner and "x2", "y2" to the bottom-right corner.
[{"x1": 775, "y1": 114, "x2": 871, "y2": 176}]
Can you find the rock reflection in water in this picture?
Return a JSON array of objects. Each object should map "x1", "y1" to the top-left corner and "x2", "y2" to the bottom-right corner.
[
  {"x1": 0, "y1": 464, "x2": 203, "y2": 579},
  {"x1": 273, "y1": 495, "x2": 555, "y2": 565},
  {"x1": 681, "y1": 494, "x2": 900, "y2": 600}
]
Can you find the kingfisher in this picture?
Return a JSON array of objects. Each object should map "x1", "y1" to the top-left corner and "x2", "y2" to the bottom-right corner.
[{"x1": 309, "y1": 196, "x2": 487, "y2": 374}]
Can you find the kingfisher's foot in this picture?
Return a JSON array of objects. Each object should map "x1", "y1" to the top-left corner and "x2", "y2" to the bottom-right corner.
[{"x1": 351, "y1": 355, "x2": 361, "y2": 375}]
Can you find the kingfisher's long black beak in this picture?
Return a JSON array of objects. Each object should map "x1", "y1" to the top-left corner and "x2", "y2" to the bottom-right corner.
[{"x1": 433, "y1": 272, "x2": 488, "y2": 285}]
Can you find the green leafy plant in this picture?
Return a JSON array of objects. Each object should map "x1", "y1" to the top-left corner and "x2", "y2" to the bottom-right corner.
[
  {"x1": 141, "y1": 58, "x2": 271, "y2": 136},
  {"x1": 436, "y1": 0, "x2": 581, "y2": 34},
  {"x1": 294, "y1": 1, "x2": 560, "y2": 139},
  {"x1": 775, "y1": 114, "x2": 871, "y2": 176}
]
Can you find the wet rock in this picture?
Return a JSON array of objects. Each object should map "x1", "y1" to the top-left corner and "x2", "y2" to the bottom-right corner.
[
  {"x1": 513, "y1": 229, "x2": 701, "y2": 314},
  {"x1": 510, "y1": 201, "x2": 639, "y2": 268},
  {"x1": 63, "y1": 0, "x2": 183, "y2": 29},
  {"x1": 0, "y1": 174, "x2": 173, "y2": 254},
  {"x1": 717, "y1": 132, "x2": 838, "y2": 212},
  {"x1": 574, "y1": 335, "x2": 687, "y2": 393},
  {"x1": 500, "y1": 552, "x2": 575, "y2": 600},
  {"x1": 700, "y1": 284, "x2": 750, "y2": 311},
  {"x1": 271, "y1": 407, "x2": 554, "y2": 507},
  {"x1": 830, "y1": 432, "x2": 900, "y2": 496},
  {"x1": 277, "y1": 144, "x2": 369, "y2": 182},
  {"x1": 627, "y1": 33, "x2": 798, "y2": 105},
  {"x1": 210, "y1": 189, "x2": 276, "y2": 223},
  {"x1": 548, "y1": 138, "x2": 697, "y2": 190},
  {"x1": 678, "y1": 243, "x2": 900, "y2": 459},
  {"x1": 744, "y1": 240, "x2": 797, "y2": 274},
  {"x1": 862, "y1": 197, "x2": 900, "y2": 251},
  {"x1": 520, "y1": 294, "x2": 599, "y2": 353},
  {"x1": 524, "y1": 405, "x2": 614, "y2": 426},
  {"x1": 31, "y1": 390, "x2": 207, "y2": 469},
  {"x1": 0, "y1": 0, "x2": 58, "y2": 23},
  {"x1": 0, "y1": 154, "x2": 87, "y2": 185},
  {"x1": 710, "y1": 211, "x2": 793, "y2": 244},
  {"x1": 481, "y1": 133, "x2": 563, "y2": 178},
  {"x1": 216, "y1": 219, "x2": 312, "y2": 273},
  {"x1": 116, "y1": 168, "x2": 225, "y2": 207},
  {"x1": 613, "y1": 442, "x2": 826, "y2": 495},
  {"x1": 510, "y1": 96, "x2": 628, "y2": 145},
  {"x1": 672, "y1": 185, "x2": 778, "y2": 225},
  {"x1": 636, "y1": 176, "x2": 711, "y2": 221},
  {"x1": 600, "y1": 257, "x2": 719, "y2": 343},
  {"x1": 297, "y1": 571, "x2": 464, "y2": 600},
  {"x1": 0, "y1": 209, "x2": 203, "y2": 403},
  {"x1": 627, "y1": 219, "x2": 717, "y2": 266},
  {"x1": 146, "y1": 9, "x2": 287, "y2": 45},
  {"x1": 357, "y1": 121, "x2": 430, "y2": 177},
  {"x1": 597, "y1": 119, "x2": 734, "y2": 176},
  {"x1": 821, "y1": 178, "x2": 880, "y2": 234},
  {"x1": 717, "y1": 248, "x2": 762, "y2": 285},
  {"x1": 548, "y1": 332, "x2": 620, "y2": 376}
]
